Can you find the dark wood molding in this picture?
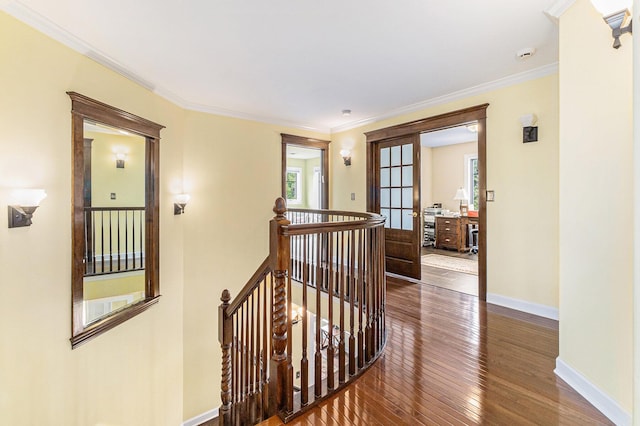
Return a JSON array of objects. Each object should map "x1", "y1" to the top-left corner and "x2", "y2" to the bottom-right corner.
[
  {"x1": 281, "y1": 133, "x2": 330, "y2": 209},
  {"x1": 281, "y1": 133, "x2": 331, "y2": 149},
  {"x1": 364, "y1": 104, "x2": 489, "y2": 142},
  {"x1": 67, "y1": 92, "x2": 164, "y2": 138},
  {"x1": 365, "y1": 104, "x2": 489, "y2": 300},
  {"x1": 70, "y1": 297, "x2": 160, "y2": 348},
  {"x1": 69, "y1": 92, "x2": 164, "y2": 349}
]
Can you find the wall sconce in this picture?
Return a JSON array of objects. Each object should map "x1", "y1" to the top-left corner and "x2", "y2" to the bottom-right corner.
[
  {"x1": 8, "y1": 189, "x2": 47, "y2": 228},
  {"x1": 453, "y1": 187, "x2": 469, "y2": 216},
  {"x1": 590, "y1": 0, "x2": 633, "y2": 49},
  {"x1": 520, "y1": 114, "x2": 538, "y2": 143},
  {"x1": 114, "y1": 152, "x2": 127, "y2": 169},
  {"x1": 339, "y1": 149, "x2": 352, "y2": 166},
  {"x1": 174, "y1": 193, "x2": 190, "y2": 215}
]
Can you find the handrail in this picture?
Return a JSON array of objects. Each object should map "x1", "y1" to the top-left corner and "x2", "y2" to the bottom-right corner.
[
  {"x1": 226, "y1": 256, "x2": 272, "y2": 315},
  {"x1": 218, "y1": 198, "x2": 387, "y2": 425}
]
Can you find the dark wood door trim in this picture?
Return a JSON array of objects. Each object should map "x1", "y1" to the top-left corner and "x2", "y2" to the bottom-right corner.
[
  {"x1": 365, "y1": 104, "x2": 489, "y2": 301},
  {"x1": 364, "y1": 104, "x2": 489, "y2": 142},
  {"x1": 281, "y1": 133, "x2": 330, "y2": 209}
]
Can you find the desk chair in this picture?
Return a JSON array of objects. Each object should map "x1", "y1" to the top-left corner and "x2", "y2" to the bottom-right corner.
[{"x1": 470, "y1": 228, "x2": 479, "y2": 254}]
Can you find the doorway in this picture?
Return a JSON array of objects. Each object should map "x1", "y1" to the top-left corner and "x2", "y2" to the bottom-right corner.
[
  {"x1": 281, "y1": 134, "x2": 330, "y2": 209},
  {"x1": 366, "y1": 104, "x2": 488, "y2": 300},
  {"x1": 420, "y1": 124, "x2": 479, "y2": 296}
]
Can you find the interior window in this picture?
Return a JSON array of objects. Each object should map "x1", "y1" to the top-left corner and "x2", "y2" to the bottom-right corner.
[{"x1": 68, "y1": 92, "x2": 163, "y2": 348}]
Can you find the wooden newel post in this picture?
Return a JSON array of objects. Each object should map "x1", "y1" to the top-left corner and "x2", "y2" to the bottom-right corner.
[
  {"x1": 268, "y1": 197, "x2": 290, "y2": 416},
  {"x1": 218, "y1": 289, "x2": 232, "y2": 426}
]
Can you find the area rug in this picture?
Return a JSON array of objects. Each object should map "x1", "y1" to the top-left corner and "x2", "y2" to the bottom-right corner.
[{"x1": 421, "y1": 254, "x2": 478, "y2": 275}]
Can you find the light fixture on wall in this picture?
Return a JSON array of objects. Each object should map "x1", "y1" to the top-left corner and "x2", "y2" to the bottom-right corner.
[
  {"x1": 453, "y1": 187, "x2": 469, "y2": 216},
  {"x1": 520, "y1": 113, "x2": 538, "y2": 143},
  {"x1": 590, "y1": 0, "x2": 633, "y2": 49},
  {"x1": 339, "y1": 149, "x2": 352, "y2": 166},
  {"x1": 174, "y1": 193, "x2": 190, "y2": 215},
  {"x1": 115, "y1": 152, "x2": 127, "y2": 168},
  {"x1": 8, "y1": 189, "x2": 47, "y2": 228}
]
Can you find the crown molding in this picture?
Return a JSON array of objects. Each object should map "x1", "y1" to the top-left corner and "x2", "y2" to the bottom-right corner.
[
  {"x1": 1, "y1": 1, "x2": 330, "y2": 134},
  {"x1": 544, "y1": 0, "x2": 577, "y2": 23},
  {"x1": 169, "y1": 92, "x2": 330, "y2": 133},
  {"x1": 330, "y1": 62, "x2": 559, "y2": 134},
  {"x1": 2, "y1": 0, "x2": 558, "y2": 136},
  {"x1": 2, "y1": 1, "x2": 157, "y2": 91}
]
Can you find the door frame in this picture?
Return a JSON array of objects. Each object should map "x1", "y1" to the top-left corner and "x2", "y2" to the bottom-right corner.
[
  {"x1": 365, "y1": 104, "x2": 489, "y2": 301},
  {"x1": 281, "y1": 133, "x2": 330, "y2": 209}
]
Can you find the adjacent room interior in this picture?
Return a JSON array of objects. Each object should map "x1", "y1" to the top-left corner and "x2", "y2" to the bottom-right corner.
[{"x1": 420, "y1": 123, "x2": 479, "y2": 296}]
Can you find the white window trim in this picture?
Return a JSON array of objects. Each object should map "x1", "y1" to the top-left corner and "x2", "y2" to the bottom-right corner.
[
  {"x1": 464, "y1": 153, "x2": 478, "y2": 208},
  {"x1": 286, "y1": 167, "x2": 303, "y2": 205}
]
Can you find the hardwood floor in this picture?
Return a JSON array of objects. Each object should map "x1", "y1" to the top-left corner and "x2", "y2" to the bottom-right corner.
[
  {"x1": 421, "y1": 246, "x2": 478, "y2": 296},
  {"x1": 249, "y1": 278, "x2": 611, "y2": 426}
]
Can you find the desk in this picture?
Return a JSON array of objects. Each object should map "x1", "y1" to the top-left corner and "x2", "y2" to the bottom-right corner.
[{"x1": 435, "y1": 216, "x2": 478, "y2": 252}]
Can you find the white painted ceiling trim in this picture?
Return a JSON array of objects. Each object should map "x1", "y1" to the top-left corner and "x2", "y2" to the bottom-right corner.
[
  {"x1": 2, "y1": 0, "x2": 559, "y2": 136},
  {"x1": 2, "y1": 0, "x2": 156, "y2": 91},
  {"x1": 330, "y1": 62, "x2": 559, "y2": 134},
  {"x1": 544, "y1": 0, "x2": 577, "y2": 22},
  {"x1": 3, "y1": 0, "x2": 330, "y2": 132}
]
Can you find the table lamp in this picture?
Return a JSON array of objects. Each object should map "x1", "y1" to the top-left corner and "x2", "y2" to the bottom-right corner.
[{"x1": 453, "y1": 187, "x2": 469, "y2": 216}]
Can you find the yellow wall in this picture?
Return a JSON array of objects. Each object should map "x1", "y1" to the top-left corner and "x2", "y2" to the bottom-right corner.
[
  {"x1": 0, "y1": 11, "x2": 185, "y2": 425},
  {"x1": 304, "y1": 157, "x2": 321, "y2": 208},
  {"x1": 558, "y1": 0, "x2": 633, "y2": 413},
  {"x1": 87, "y1": 131, "x2": 146, "y2": 207},
  {"x1": 420, "y1": 146, "x2": 434, "y2": 210},
  {"x1": 180, "y1": 111, "x2": 327, "y2": 418},
  {"x1": 331, "y1": 74, "x2": 559, "y2": 309},
  {"x1": 429, "y1": 141, "x2": 478, "y2": 213}
]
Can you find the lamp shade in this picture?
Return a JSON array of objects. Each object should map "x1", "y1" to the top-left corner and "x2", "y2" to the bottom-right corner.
[
  {"x1": 12, "y1": 189, "x2": 47, "y2": 206},
  {"x1": 175, "y1": 193, "x2": 190, "y2": 204},
  {"x1": 520, "y1": 114, "x2": 538, "y2": 127},
  {"x1": 590, "y1": 0, "x2": 631, "y2": 15},
  {"x1": 453, "y1": 188, "x2": 468, "y2": 201}
]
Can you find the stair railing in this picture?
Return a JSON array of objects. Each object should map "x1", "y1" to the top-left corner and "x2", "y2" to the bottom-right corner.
[{"x1": 218, "y1": 198, "x2": 386, "y2": 425}]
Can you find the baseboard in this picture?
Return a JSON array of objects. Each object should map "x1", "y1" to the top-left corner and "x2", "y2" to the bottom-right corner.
[
  {"x1": 486, "y1": 293, "x2": 558, "y2": 320},
  {"x1": 182, "y1": 407, "x2": 219, "y2": 426},
  {"x1": 555, "y1": 358, "x2": 631, "y2": 426}
]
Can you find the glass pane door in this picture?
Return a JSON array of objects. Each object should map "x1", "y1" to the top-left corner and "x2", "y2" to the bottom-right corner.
[{"x1": 379, "y1": 143, "x2": 413, "y2": 231}]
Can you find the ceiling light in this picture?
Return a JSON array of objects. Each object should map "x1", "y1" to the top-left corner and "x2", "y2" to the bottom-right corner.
[
  {"x1": 590, "y1": 0, "x2": 633, "y2": 49},
  {"x1": 466, "y1": 124, "x2": 478, "y2": 133},
  {"x1": 342, "y1": 109, "x2": 351, "y2": 117}
]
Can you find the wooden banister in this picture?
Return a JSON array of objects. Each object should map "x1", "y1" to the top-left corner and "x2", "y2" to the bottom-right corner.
[{"x1": 218, "y1": 198, "x2": 387, "y2": 425}]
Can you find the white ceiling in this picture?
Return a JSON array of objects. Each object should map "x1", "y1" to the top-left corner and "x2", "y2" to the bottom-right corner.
[
  {"x1": 3, "y1": 0, "x2": 560, "y2": 133},
  {"x1": 287, "y1": 146, "x2": 321, "y2": 160},
  {"x1": 421, "y1": 125, "x2": 478, "y2": 148}
]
